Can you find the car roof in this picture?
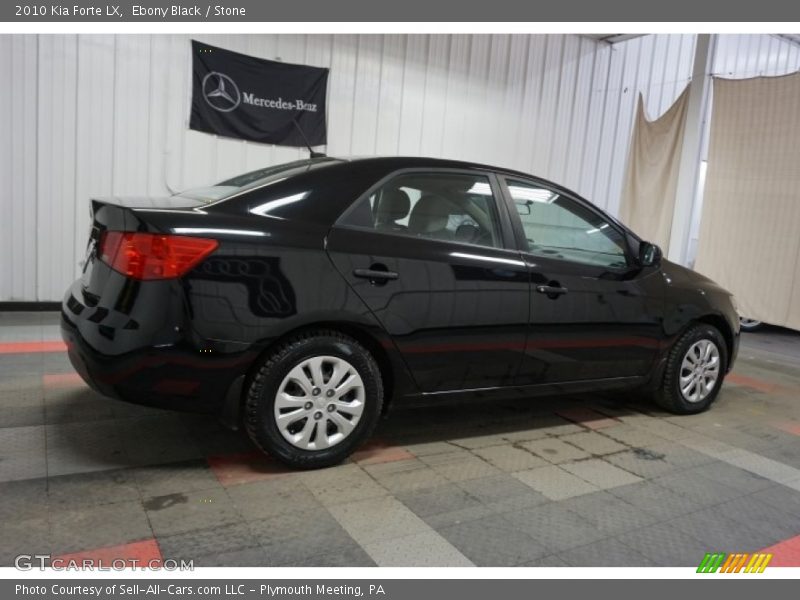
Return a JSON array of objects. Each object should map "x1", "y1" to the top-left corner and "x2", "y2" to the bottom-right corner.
[
  {"x1": 209, "y1": 154, "x2": 634, "y2": 240},
  {"x1": 336, "y1": 155, "x2": 540, "y2": 180}
]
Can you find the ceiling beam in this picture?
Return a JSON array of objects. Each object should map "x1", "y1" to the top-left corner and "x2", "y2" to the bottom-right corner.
[
  {"x1": 775, "y1": 34, "x2": 800, "y2": 49},
  {"x1": 582, "y1": 34, "x2": 647, "y2": 45}
]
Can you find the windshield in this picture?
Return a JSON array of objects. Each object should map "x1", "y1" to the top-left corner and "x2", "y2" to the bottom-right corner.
[{"x1": 174, "y1": 157, "x2": 343, "y2": 203}]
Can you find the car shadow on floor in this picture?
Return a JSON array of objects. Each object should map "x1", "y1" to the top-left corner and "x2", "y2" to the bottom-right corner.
[
  {"x1": 31, "y1": 381, "x2": 671, "y2": 476},
  {"x1": 373, "y1": 392, "x2": 655, "y2": 447}
]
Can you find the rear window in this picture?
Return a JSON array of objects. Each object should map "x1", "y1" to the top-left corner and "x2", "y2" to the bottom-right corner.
[{"x1": 174, "y1": 158, "x2": 343, "y2": 204}]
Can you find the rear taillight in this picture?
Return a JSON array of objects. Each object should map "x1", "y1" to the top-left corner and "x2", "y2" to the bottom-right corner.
[{"x1": 98, "y1": 232, "x2": 218, "y2": 280}]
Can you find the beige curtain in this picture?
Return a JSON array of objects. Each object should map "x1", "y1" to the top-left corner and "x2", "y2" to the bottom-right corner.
[
  {"x1": 619, "y1": 86, "x2": 690, "y2": 252},
  {"x1": 695, "y1": 74, "x2": 800, "y2": 331}
]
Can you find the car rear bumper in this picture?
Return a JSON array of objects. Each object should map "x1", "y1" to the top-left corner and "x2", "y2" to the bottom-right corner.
[{"x1": 61, "y1": 274, "x2": 256, "y2": 414}]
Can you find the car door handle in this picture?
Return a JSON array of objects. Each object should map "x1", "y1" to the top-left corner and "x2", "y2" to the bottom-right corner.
[
  {"x1": 536, "y1": 284, "x2": 568, "y2": 296},
  {"x1": 353, "y1": 268, "x2": 399, "y2": 281}
]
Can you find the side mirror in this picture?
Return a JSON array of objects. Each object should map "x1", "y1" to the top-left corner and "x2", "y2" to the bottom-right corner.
[
  {"x1": 516, "y1": 201, "x2": 532, "y2": 216},
  {"x1": 638, "y1": 241, "x2": 662, "y2": 267}
]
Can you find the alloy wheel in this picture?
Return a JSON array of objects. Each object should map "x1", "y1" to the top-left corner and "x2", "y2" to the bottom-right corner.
[
  {"x1": 274, "y1": 355, "x2": 365, "y2": 451},
  {"x1": 679, "y1": 339, "x2": 721, "y2": 403}
]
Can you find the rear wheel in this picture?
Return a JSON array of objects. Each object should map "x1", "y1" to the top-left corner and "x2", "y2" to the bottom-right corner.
[
  {"x1": 652, "y1": 323, "x2": 727, "y2": 414},
  {"x1": 244, "y1": 330, "x2": 383, "y2": 469}
]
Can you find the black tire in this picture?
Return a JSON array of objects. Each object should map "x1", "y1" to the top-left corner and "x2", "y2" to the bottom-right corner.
[
  {"x1": 244, "y1": 330, "x2": 383, "y2": 469},
  {"x1": 652, "y1": 323, "x2": 728, "y2": 414}
]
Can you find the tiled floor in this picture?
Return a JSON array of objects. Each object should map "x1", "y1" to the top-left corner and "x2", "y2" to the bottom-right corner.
[{"x1": 2, "y1": 311, "x2": 800, "y2": 567}]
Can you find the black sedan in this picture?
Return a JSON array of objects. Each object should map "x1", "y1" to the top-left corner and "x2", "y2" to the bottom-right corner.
[{"x1": 61, "y1": 156, "x2": 740, "y2": 468}]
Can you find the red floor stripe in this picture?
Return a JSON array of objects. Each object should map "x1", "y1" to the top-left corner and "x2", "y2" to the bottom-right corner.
[
  {"x1": 759, "y1": 533, "x2": 800, "y2": 567},
  {"x1": 352, "y1": 440, "x2": 414, "y2": 465},
  {"x1": 207, "y1": 450, "x2": 292, "y2": 486},
  {"x1": 43, "y1": 372, "x2": 84, "y2": 388},
  {"x1": 0, "y1": 340, "x2": 67, "y2": 355},
  {"x1": 52, "y1": 539, "x2": 162, "y2": 568},
  {"x1": 770, "y1": 421, "x2": 800, "y2": 436},
  {"x1": 556, "y1": 407, "x2": 620, "y2": 430},
  {"x1": 727, "y1": 372, "x2": 781, "y2": 394}
]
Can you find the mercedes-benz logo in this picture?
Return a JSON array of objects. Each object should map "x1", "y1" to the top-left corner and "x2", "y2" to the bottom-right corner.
[{"x1": 202, "y1": 71, "x2": 241, "y2": 112}]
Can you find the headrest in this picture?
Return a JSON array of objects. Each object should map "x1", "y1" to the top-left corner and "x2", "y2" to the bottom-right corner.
[
  {"x1": 375, "y1": 189, "x2": 411, "y2": 224},
  {"x1": 455, "y1": 223, "x2": 480, "y2": 244},
  {"x1": 409, "y1": 194, "x2": 452, "y2": 234}
]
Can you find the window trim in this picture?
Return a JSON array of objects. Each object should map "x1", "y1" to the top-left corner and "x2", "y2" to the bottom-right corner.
[
  {"x1": 333, "y1": 168, "x2": 518, "y2": 252},
  {"x1": 497, "y1": 175, "x2": 634, "y2": 271}
]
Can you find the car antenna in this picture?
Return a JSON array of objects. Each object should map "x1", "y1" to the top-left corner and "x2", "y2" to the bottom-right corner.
[{"x1": 292, "y1": 117, "x2": 327, "y2": 159}]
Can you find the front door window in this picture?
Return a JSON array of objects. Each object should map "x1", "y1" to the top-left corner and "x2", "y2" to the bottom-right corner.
[{"x1": 506, "y1": 179, "x2": 628, "y2": 269}]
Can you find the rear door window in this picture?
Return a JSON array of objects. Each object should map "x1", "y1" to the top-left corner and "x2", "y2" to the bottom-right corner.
[{"x1": 341, "y1": 172, "x2": 503, "y2": 249}]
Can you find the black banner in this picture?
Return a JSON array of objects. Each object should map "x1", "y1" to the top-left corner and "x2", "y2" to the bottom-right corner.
[{"x1": 190, "y1": 40, "x2": 328, "y2": 147}]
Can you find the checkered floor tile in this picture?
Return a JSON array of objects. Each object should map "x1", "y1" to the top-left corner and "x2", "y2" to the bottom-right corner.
[{"x1": 2, "y1": 311, "x2": 800, "y2": 567}]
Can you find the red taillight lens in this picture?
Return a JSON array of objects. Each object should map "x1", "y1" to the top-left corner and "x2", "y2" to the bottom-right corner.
[{"x1": 99, "y1": 232, "x2": 218, "y2": 280}]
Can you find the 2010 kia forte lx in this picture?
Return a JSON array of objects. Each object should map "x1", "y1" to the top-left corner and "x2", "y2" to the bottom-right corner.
[{"x1": 61, "y1": 157, "x2": 739, "y2": 468}]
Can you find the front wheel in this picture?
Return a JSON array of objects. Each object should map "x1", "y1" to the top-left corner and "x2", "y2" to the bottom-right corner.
[
  {"x1": 652, "y1": 323, "x2": 727, "y2": 414},
  {"x1": 244, "y1": 330, "x2": 383, "y2": 469}
]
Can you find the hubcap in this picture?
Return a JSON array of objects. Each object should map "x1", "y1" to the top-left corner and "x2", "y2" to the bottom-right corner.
[
  {"x1": 274, "y1": 355, "x2": 365, "y2": 451},
  {"x1": 679, "y1": 339, "x2": 721, "y2": 403}
]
